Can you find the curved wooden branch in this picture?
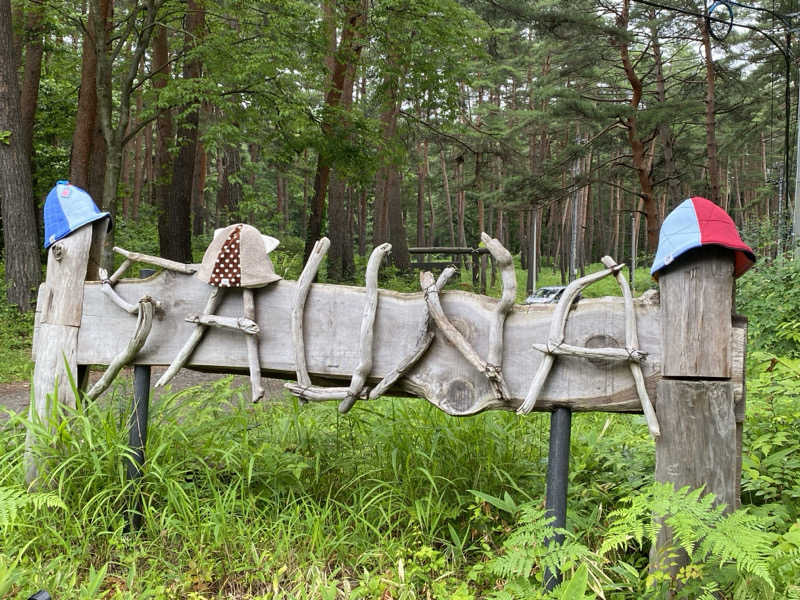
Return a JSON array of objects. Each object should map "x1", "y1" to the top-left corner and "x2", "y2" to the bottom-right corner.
[
  {"x1": 113, "y1": 246, "x2": 197, "y2": 275},
  {"x1": 86, "y1": 299, "x2": 154, "y2": 400},
  {"x1": 339, "y1": 243, "x2": 392, "y2": 413},
  {"x1": 291, "y1": 237, "x2": 330, "y2": 388},
  {"x1": 155, "y1": 287, "x2": 224, "y2": 388},
  {"x1": 518, "y1": 264, "x2": 623, "y2": 415},
  {"x1": 365, "y1": 268, "x2": 450, "y2": 400},
  {"x1": 99, "y1": 267, "x2": 139, "y2": 314},
  {"x1": 601, "y1": 256, "x2": 660, "y2": 438},
  {"x1": 422, "y1": 267, "x2": 510, "y2": 401},
  {"x1": 481, "y1": 233, "x2": 516, "y2": 370}
]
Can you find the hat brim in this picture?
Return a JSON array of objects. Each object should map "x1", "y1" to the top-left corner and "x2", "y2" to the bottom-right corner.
[{"x1": 44, "y1": 212, "x2": 112, "y2": 249}]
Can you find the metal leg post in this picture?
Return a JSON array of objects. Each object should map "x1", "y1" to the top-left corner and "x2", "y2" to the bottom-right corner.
[
  {"x1": 544, "y1": 407, "x2": 571, "y2": 590},
  {"x1": 126, "y1": 364, "x2": 150, "y2": 531}
]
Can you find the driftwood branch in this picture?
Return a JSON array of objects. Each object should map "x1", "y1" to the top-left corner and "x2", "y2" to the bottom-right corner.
[
  {"x1": 518, "y1": 264, "x2": 623, "y2": 415},
  {"x1": 291, "y1": 237, "x2": 330, "y2": 388},
  {"x1": 365, "y1": 268, "x2": 448, "y2": 400},
  {"x1": 184, "y1": 314, "x2": 260, "y2": 334},
  {"x1": 155, "y1": 287, "x2": 224, "y2": 388},
  {"x1": 531, "y1": 342, "x2": 647, "y2": 362},
  {"x1": 99, "y1": 268, "x2": 139, "y2": 314},
  {"x1": 481, "y1": 233, "x2": 516, "y2": 371},
  {"x1": 601, "y1": 256, "x2": 660, "y2": 438},
  {"x1": 108, "y1": 259, "x2": 133, "y2": 285},
  {"x1": 421, "y1": 265, "x2": 510, "y2": 401},
  {"x1": 86, "y1": 298, "x2": 155, "y2": 400},
  {"x1": 114, "y1": 247, "x2": 197, "y2": 275},
  {"x1": 242, "y1": 288, "x2": 265, "y2": 402},
  {"x1": 339, "y1": 243, "x2": 392, "y2": 413}
]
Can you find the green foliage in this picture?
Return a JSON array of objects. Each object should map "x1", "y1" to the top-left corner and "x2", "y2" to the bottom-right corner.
[
  {"x1": 0, "y1": 485, "x2": 65, "y2": 529},
  {"x1": 0, "y1": 263, "x2": 35, "y2": 383},
  {"x1": 737, "y1": 257, "x2": 800, "y2": 356}
]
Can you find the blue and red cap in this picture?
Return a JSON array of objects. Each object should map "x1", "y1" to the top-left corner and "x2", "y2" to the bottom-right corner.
[
  {"x1": 651, "y1": 196, "x2": 755, "y2": 279},
  {"x1": 43, "y1": 181, "x2": 112, "y2": 249}
]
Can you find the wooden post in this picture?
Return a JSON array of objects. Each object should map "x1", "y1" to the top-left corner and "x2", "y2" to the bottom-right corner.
[
  {"x1": 652, "y1": 246, "x2": 738, "y2": 573},
  {"x1": 26, "y1": 225, "x2": 94, "y2": 484}
]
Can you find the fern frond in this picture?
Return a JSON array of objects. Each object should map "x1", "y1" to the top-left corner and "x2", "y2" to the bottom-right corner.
[{"x1": 0, "y1": 485, "x2": 66, "y2": 529}]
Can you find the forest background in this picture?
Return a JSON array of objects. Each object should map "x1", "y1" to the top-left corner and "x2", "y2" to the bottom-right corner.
[
  {"x1": 0, "y1": 0, "x2": 796, "y2": 307},
  {"x1": 2, "y1": 0, "x2": 800, "y2": 598}
]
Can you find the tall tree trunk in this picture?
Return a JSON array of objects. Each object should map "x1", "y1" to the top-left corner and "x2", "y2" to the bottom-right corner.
[
  {"x1": 304, "y1": 0, "x2": 367, "y2": 263},
  {"x1": 93, "y1": 0, "x2": 159, "y2": 269},
  {"x1": 650, "y1": 14, "x2": 681, "y2": 207},
  {"x1": 216, "y1": 145, "x2": 242, "y2": 219},
  {"x1": 440, "y1": 149, "x2": 455, "y2": 246},
  {"x1": 615, "y1": 0, "x2": 659, "y2": 251},
  {"x1": 153, "y1": 23, "x2": 174, "y2": 257},
  {"x1": 700, "y1": 8, "x2": 721, "y2": 204},
  {"x1": 0, "y1": 0, "x2": 41, "y2": 310},
  {"x1": 161, "y1": 0, "x2": 204, "y2": 262},
  {"x1": 358, "y1": 188, "x2": 367, "y2": 256},
  {"x1": 191, "y1": 138, "x2": 206, "y2": 235},
  {"x1": 19, "y1": 4, "x2": 44, "y2": 168}
]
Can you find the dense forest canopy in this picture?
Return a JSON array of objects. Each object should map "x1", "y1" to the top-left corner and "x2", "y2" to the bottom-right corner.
[{"x1": 0, "y1": 0, "x2": 796, "y2": 308}]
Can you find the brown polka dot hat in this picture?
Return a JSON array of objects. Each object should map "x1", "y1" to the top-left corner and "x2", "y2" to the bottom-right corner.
[{"x1": 195, "y1": 223, "x2": 282, "y2": 288}]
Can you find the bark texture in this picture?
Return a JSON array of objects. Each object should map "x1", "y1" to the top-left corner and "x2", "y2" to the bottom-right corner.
[{"x1": 0, "y1": 0, "x2": 41, "y2": 310}]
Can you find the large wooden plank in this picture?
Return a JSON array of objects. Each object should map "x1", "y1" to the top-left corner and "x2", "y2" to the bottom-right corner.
[{"x1": 73, "y1": 271, "x2": 744, "y2": 415}]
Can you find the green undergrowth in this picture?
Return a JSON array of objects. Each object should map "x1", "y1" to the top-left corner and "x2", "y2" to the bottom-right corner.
[
  {"x1": 0, "y1": 264, "x2": 35, "y2": 383},
  {"x1": 2, "y1": 363, "x2": 800, "y2": 598}
]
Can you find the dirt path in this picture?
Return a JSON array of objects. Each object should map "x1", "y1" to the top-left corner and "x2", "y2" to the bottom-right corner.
[{"x1": 0, "y1": 369, "x2": 285, "y2": 419}]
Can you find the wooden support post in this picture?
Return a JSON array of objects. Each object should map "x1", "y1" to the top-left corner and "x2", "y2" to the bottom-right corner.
[
  {"x1": 544, "y1": 407, "x2": 571, "y2": 591},
  {"x1": 652, "y1": 247, "x2": 738, "y2": 574},
  {"x1": 27, "y1": 225, "x2": 94, "y2": 485}
]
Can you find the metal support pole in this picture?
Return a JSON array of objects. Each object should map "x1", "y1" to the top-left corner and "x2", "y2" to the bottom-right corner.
[
  {"x1": 127, "y1": 364, "x2": 150, "y2": 531},
  {"x1": 544, "y1": 407, "x2": 571, "y2": 591},
  {"x1": 127, "y1": 267, "x2": 154, "y2": 532}
]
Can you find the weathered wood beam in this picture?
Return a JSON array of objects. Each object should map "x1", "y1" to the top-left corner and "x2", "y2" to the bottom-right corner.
[{"x1": 63, "y1": 268, "x2": 745, "y2": 416}]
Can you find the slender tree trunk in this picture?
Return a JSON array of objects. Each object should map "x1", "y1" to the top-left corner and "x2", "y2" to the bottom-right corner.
[
  {"x1": 161, "y1": 0, "x2": 204, "y2": 262},
  {"x1": 304, "y1": 0, "x2": 367, "y2": 263},
  {"x1": 440, "y1": 149, "x2": 455, "y2": 246},
  {"x1": 19, "y1": 4, "x2": 44, "y2": 167},
  {"x1": 700, "y1": 9, "x2": 721, "y2": 203},
  {"x1": 615, "y1": 0, "x2": 659, "y2": 251},
  {"x1": 93, "y1": 0, "x2": 159, "y2": 269},
  {"x1": 0, "y1": 0, "x2": 41, "y2": 310},
  {"x1": 357, "y1": 187, "x2": 367, "y2": 256},
  {"x1": 152, "y1": 23, "x2": 174, "y2": 257},
  {"x1": 191, "y1": 138, "x2": 206, "y2": 235}
]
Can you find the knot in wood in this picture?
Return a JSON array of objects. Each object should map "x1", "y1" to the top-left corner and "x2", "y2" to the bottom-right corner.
[{"x1": 52, "y1": 243, "x2": 64, "y2": 261}]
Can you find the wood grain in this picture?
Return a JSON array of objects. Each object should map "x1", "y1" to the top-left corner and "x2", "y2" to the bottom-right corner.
[{"x1": 74, "y1": 269, "x2": 746, "y2": 416}]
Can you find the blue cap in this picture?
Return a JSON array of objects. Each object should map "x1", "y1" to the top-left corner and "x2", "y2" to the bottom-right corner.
[{"x1": 43, "y1": 181, "x2": 112, "y2": 249}]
